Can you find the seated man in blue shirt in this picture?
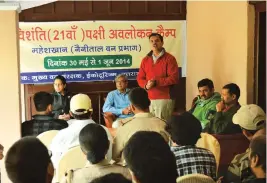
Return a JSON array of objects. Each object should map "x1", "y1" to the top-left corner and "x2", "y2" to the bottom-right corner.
[{"x1": 103, "y1": 74, "x2": 133, "y2": 128}]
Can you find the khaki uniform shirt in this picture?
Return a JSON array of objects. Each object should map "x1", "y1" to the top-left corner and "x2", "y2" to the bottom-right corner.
[
  {"x1": 60, "y1": 159, "x2": 131, "y2": 183},
  {"x1": 112, "y1": 112, "x2": 169, "y2": 163},
  {"x1": 226, "y1": 148, "x2": 255, "y2": 182}
]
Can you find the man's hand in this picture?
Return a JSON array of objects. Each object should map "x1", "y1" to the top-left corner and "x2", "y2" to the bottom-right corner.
[
  {"x1": 216, "y1": 101, "x2": 225, "y2": 112},
  {"x1": 58, "y1": 113, "x2": 70, "y2": 121},
  {"x1": 191, "y1": 96, "x2": 199, "y2": 108},
  {"x1": 127, "y1": 106, "x2": 132, "y2": 114},
  {"x1": 122, "y1": 108, "x2": 131, "y2": 115},
  {"x1": 145, "y1": 79, "x2": 156, "y2": 90}
]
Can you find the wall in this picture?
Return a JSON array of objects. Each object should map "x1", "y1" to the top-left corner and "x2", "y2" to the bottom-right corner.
[
  {"x1": 0, "y1": 9, "x2": 21, "y2": 183},
  {"x1": 186, "y1": 1, "x2": 255, "y2": 109}
]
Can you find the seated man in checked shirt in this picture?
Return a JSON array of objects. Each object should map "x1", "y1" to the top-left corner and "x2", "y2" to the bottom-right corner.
[
  {"x1": 103, "y1": 74, "x2": 133, "y2": 128},
  {"x1": 166, "y1": 112, "x2": 217, "y2": 180}
]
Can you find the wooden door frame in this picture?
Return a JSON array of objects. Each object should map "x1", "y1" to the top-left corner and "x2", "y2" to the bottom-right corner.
[{"x1": 249, "y1": 1, "x2": 266, "y2": 104}]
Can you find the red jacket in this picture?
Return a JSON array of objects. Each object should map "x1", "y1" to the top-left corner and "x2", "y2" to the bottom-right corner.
[{"x1": 137, "y1": 51, "x2": 179, "y2": 100}]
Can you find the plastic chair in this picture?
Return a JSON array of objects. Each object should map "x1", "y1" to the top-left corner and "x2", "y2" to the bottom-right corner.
[
  {"x1": 196, "y1": 133, "x2": 221, "y2": 173},
  {"x1": 56, "y1": 145, "x2": 87, "y2": 182},
  {"x1": 37, "y1": 130, "x2": 59, "y2": 148},
  {"x1": 177, "y1": 173, "x2": 216, "y2": 183}
]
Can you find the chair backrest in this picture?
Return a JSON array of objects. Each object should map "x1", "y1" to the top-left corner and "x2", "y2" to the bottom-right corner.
[
  {"x1": 56, "y1": 145, "x2": 87, "y2": 182},
  {"x1": 176, "y1": 173, "x2": 216, "y2": 183},
  {"x1": 196, "y1": 133, "x2": 221, "y2": 172},
  {"x1": 211, "y1": 133, "x2": 249, "y2": 176},
  {"x1": 37, "y1": 130, "x2": 59, "y2": 148}
]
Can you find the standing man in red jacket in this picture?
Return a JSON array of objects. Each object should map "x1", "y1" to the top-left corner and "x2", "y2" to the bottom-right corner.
[{"x1": 137, "y1": 33, "x2": 179, "y2": 121}]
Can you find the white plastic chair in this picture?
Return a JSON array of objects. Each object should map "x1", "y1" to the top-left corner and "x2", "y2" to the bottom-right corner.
[
  {"x1": 176, "y1": 173, "x2": 216, "y2": 183},
  {"x1": 56, "y1": 145, "x2": 87, "y2": 182},
  {"x1": 196, "y1": 133, "x2": 221, "y2": 173},
  {"x1": 37, "y1": 130, "x2": 59, "y2": 148}
]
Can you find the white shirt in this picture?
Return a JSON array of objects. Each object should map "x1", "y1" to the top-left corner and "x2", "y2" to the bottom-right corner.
[
  {"x1": 152, "y1": 49, "x2": 164, "y2": 63},
  {"x1": 50, "y1": 119, "x2": 113, "y2": 168}
]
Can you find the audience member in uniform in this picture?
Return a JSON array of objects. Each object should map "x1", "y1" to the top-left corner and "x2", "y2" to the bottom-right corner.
[
  {"x1": 244, "y1": 135, "x2": 266, "y2": 183},
  {"x1": 50, "y1": 94, "x2": 112, "y2": 168},
  {"x1": 5, "y1": 137, "x2": 54, "y2": 183},
  {"x1": 189, "y1": 78, "x2": 221, "y2": 129},
  {"x1": 112, "y1": 87, "x2": 169, "y2": 163},
  {"x1": 103, "y1": 74, "x2": 133, "y2": 128},
  {"x1": 204, "y1": 83, "x2": 242, "y2": 134},
  {"x1": 123, "y1": 131, "x2": 177, "y2": 183},
  {"x1": 22, "y1": 91, "x2": 68, "y2": 137},
  {"x1": 90, "y1": 173, "x2": 131, "y2": 183},
  {"x1": 225, "y1": 104, "x2": 266, "y2": 183},
  {"x1": 60, "y1": 123, "x2": 130, "y2": 183},
  {"x1": 166, "y1": 112, "x2": 217, "y2": 180}
]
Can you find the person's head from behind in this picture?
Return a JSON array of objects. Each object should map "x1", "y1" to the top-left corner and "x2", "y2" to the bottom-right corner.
[
  {"x1": 233, "y1": 104, "x2": 266, "y2": 141},
  {"x1": 79, "y1": 123, "x2": 109, "y2": 164},
  {"x1": 5, "y1": 137, "x2": 53, "y2": 183},
  {"x1": 197, "y1": 78, "x2": 214, "y2": 100},
  {"x1": 123, "y1": 131, "x2": 177, "y2": 183},
  {"x1": 249, "y1": 135, "x2": 266, "y2": 178},
  {"x1": 166, "y1": 112, "x2": 202, "y2": 145},
  {"x1": 115, "y1": 74, "x2": 128, "y2": 92},
  {"x1": 53, "y1": 75, "x2": 67, "y2": 93},
  {"x1": 149, "y1": 33, "x2": 164, "y2": 53},
  {"x1": 221, "y1": 83, "x2": 240, "y2": 105},
  {"x1": 33, "y1": 91, "x2": 53, "y2": 114},
  {"x1": 128, "y1": 88, "x2": 151, "y2": 114},
  {"x1": 90, "y1": 173, "x2": 131, "y2": 183},
  {"x1": 70, "y1": 93, "x2": 93, "y2": 120}
]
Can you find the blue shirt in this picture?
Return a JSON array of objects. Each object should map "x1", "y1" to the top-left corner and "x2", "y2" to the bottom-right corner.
[{"x1": 103, "y1": 89, "x2": 133, "y2": 119}]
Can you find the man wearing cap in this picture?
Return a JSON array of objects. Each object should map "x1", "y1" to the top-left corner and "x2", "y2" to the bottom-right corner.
[
  {"x1": 224, "y1": 104, "x2": 266, "y2": 183},
  {"x1": 50, "y1": 93, "x2": 95, "y2": 167},
  {"x1": 50, "y1": 94, "x2": 113, "y2": 170}
]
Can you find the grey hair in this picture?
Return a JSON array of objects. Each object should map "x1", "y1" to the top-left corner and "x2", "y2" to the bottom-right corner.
[{"x1": 115, "y1": 74, "x2": 128, "y2": 82}]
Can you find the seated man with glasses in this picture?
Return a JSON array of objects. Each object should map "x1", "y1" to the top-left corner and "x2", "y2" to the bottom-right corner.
[{"x1": 103, "y1": 74, "x2": 133, "y2": 128}]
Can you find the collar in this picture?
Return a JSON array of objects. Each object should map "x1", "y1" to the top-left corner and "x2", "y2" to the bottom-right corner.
[
  {"x1": 152, "y1": 49, "x2": 164, "y2": 60},
  {"x1": 32, "y1": 114, "x2": 54, "y2": 120},
  {"x1": 116, "y1": 88, "x2": 130, "y2": 95},
  {"x1": 223, "y1": 102, "x2": 240, "y2": 112},
  {"x1": 196, "y1": 92, "x2": 220, "y2": 105},
  {"x1": 134, "y1": 112, "x2": 153, "y2": 118},
  {"x1": 54, "y1": 90, "x2": 70, "y2": 96},
  {"x1": 147, "y1": 48, "x2": 166, "y2": 57},
  {"x1": 85, "y1": 159, "x2": 110, "y2": 167},
  {"x1": 69, "y1": 119, "x2": 94, "y2": 126}
]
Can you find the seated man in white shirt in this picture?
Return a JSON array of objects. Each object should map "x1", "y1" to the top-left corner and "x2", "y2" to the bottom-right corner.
[{"x1": 50, "y1": 93, "x2": 112, "y2": 168}]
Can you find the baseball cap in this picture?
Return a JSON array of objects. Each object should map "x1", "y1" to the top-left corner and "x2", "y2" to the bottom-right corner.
[
  {"x1": 233, "y1": 104, "x2": 266, "y2": 130},
  {"x1": 70, "y1": 94, "x2": 93, "y2": 115}
]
